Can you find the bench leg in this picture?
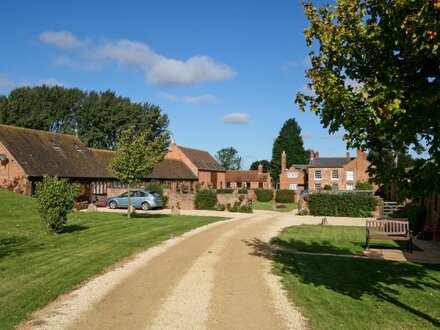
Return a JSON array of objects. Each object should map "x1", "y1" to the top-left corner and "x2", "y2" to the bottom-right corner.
[{"x1": 366, "y1": 236, "x2": 370, "y2": 251}]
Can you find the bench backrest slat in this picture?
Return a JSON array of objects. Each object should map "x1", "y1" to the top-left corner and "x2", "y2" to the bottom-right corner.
[{"x1": 366, "y1": 220, "x2": 408, "y2": 235}]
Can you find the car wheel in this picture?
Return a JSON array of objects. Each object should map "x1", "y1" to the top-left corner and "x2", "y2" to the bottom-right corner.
[
  {"x1": 109, "y1": 201, "x2": 117, "y2": 209},
  {"x1": 141, "y1": 202, "x2": 151, "y2": 211}
]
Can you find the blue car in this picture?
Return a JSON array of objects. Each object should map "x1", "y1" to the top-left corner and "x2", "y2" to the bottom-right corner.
[{"x1": 106, "y1": 189, "x2": 163, "y2": 210}]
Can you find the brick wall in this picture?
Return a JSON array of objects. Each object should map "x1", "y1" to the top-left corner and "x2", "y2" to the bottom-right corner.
[
  {"x1": 425, "y1": 194, "x2": 440, "y2": 241},
  {"x1": 0, "y1": 143, "x2": 30, "y2": 195},
  {"x1": 279, "y1": 166, "x2": 306, "y2": 191}
]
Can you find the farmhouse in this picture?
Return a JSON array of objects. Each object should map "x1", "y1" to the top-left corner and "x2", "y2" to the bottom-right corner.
[{"x1": 226, "y1": 164, "x2": 272, "y2": 189}]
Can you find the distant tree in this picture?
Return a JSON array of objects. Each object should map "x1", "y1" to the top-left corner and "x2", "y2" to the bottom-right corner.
[
  {"x1": 215, "y1": 147, "x2": 242, "y2": 170},
  {"x1": 108, "y1": 126, "x2": 168, "y2": 218},
  {"x1": 271, "y1": 118, "x2": 308, "y2": 181},
  {"x1": 249, "y1": 160, "x2": 271, "y2": 173}
]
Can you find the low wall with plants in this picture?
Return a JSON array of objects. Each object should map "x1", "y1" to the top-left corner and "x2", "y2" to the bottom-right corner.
[{"x1": 307, "y1": 193, "x2": 378, "y2": 217}]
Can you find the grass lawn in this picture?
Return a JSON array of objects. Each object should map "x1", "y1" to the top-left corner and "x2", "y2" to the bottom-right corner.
[
  {"x1": 271, "y1": 225, "x2": 440, "y2": 329},
  {"x1": 0, "y1": 190, "x2": 227, "y2": 330},
  {"x1": 252, "y1": 201, "x2": 298, "y2": 212}
]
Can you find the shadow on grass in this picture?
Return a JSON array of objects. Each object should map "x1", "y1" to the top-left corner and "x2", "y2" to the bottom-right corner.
[
  {"x1": 245, "y1": 237, "x2": 440, "y2": 327},
  {"x1": 0, "y1": 236, "x2": 45, "y2": 259},
  {"x1": 62, "y1": 224, "x2": 89, "y2": 233},
  {"x1": 271, "y1": 237, "x2": 358, "y2": 255}
]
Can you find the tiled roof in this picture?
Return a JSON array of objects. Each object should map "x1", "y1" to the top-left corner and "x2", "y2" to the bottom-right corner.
[
  {"x1": 147, "y1": 159, "x2": 198, "y2": 180},
  {"x1": 178, "y1": 146, "x2": 225, "y2": 171},
  {"x1": 226, "y1": 170, "x2": 270, "y2": 183},
  {"x1": 308, "y1": 157, "x2": 352, "y2": 168}
]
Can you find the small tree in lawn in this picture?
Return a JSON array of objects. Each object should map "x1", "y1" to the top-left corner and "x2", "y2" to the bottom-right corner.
[{"x1": 108, "y1": 126, "x2": 167, "y2": 218}]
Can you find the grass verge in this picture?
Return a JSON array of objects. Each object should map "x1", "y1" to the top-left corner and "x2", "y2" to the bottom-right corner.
[
  {"x1": 270, "y1": 225, "x2": 440, "y2": 329},
  {"x1": 252, "y1": 201, "x2": 298, "y2": 212},
  {"x1": 0, "y1": 190, "x2": 227, "y2": 330}
]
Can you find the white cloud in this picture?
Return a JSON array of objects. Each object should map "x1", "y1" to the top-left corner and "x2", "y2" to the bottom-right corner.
[
  {"x1": 302, "y1": 131, "x2": 315, "y2": 139},
  {"x1": 0, "y1": 76, "x2": 15, "y2": 90},
  {"x1": 39, "y1": 30, "x2": 84, "y2": 49},
  {"x1": 182, "y1": 94, "x2": 220, "y2": 105},
  {"x1": 158, "y1": 92, "x2": 178, "y2": 101},
  {"x1": 221, "y1": 113, "x2": 250, "y2": 125},
  {"x1": 37, "y1": 77, "x2": 65, "y2": 87},
  {"x1": 40, "y1": 31, "x2": 236, "y2": 86}
]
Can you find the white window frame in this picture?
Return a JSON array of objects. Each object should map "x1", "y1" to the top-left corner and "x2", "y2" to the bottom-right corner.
[
  {"x1": 346, "y1": 183, "x2": 354, "y2": 191},
  {"x1": 287, "y1": 172, "x2": 298, "y2": 178},
  {"x1": 314, "y1": 170, "x2": 322, "y2": 180},
  {"x1": 314, "y1": 183, "x2": 321, "y2": 190},
  {"x1": 331, "y1": 170, "x2": 339, "y2": 180},
  {"x1": 346, "y1": 171, "x2": 354, "y2": 181},
  {"x1": 289, "y1": 183, "x2": 298, "y2": 190}
]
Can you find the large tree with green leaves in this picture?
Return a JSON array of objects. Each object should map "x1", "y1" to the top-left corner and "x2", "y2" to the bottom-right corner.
[
  {"x1": 108, "y1": 126, "x2": 168, "y2": 218},
  {"x1": 296, "y1": 0, "x2": 440, "y2": 198},
  {"x1": 271, "y1": 118, "x2": 308, "y2": 181},
  {"x1": 249, "y1": 159, "x2": 271, "y2": 173},
  {"x1": 215, "y1": 147, "x2": 242, "y2": 170}
]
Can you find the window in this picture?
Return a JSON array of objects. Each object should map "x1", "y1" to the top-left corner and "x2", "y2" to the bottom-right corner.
[
  {"x1": 346, "y1": 171, "x2": 354, "y2": 180},
  {"x1": 92, "y1": 181, "x2": 108, "y2": 195},
  {"x1": 314, "y1": 183, "x2": 321, "y2": 190},
  {"x1": 49, "y1": 139, "x2": 59, "y2": 148},
  {"x1": 332, "y1": 184, "x2": 339, "y2": 191},
  {"x1": 314, "y1": 170, "x2": 322, "y2": 180},
  {"x1": 73, "y1": 143, "x2": 81, "y2": 150},
  {"x1": 287, "y1": 172, "x2": 298, "y2": 178},
  {"x1": 346, "y1": 183, "x2": 354, "y2": 191},
  {"x1": 332, "y1": 170, "x2": 339, "y2": 180},
  {"x1": 289, "y1": 183, "x2": 298, "y2": 190}
]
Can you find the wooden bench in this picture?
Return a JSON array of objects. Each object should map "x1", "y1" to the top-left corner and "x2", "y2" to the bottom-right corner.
[{"x1": 366, "y1": 220, "x2": 413, "y2": 253}]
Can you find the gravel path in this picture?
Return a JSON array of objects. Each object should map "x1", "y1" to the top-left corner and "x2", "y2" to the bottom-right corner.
[{"x1": 18, "y1": 211, "x2": 357, "y2": 329}]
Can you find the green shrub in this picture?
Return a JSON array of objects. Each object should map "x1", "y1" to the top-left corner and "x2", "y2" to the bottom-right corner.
[
  {"x1": 239, "y1": 205, "x2": 253, "y2": 213},
  {"x1": 355, "y1": 181, "x2": 373, "y2": 190},
  {"x1": 307, "y1": 193, "x2": 377, "y2": 217},
  {"x1": 406, "y1": 204, "x2": 426, "y2": 234},
  {"x1": 217, "y1": 189, "x2": 233, "y2": 194},
  {"x1": 254, "y1": 189, "x2": 273, "y2": 202},
  {"x1": 227, "y1": 201, "x2": 240, "y2": 212},
  {"x1": 323, "y1": 184, "x2": 332, "y2": 191},
  {"x1": 194, "y1": 190, "x2": 218, "y2": 210},
  {"x1": 275, "y1": 190, "x2": 295, "y2": 203},
  {"x1": 146, "y1": 182, "x2": 168, "y2": 207},
  {"x1": 238, "y1": 188, "x2": 248, "y2": 194},
  {"x1": 180, "y1": 183, "x2": 189, "y2": 193},
  {"x1": 35, "y1": 176, "x2": 79, "y2": 234},
  {"x1": 215, "y1": 203, "x2": 226, "y2": 211}
]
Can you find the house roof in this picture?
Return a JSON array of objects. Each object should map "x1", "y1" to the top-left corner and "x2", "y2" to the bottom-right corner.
[
  {"x1": 226, "y1": 170, "x2": 270, "y2": 183},
  {"x1": 308, "y1": 157, "x2": 352, "y2": 168},
  {"x1": 178, "y1": 145, "x2": 225, "y2": 171},
  {"x1": 147, "y1": 159, "x2": 198, "y2": 180},
  {"x1": 0, "y1": 125, "x2": 111, "y2": 179},
  {"x1": 288, "y1": 164, "x2": 309, "y2": 171}
]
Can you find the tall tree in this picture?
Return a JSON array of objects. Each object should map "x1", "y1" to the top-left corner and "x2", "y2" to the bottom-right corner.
[
  {"x1": 215, "y1": 147, "x2": 242, "y2": 170},
  {"x1": 271, "y1": 118, "x2": 308, "y2": 181},
  {"x1": 296, "y1": 0, "x2": 440, "y2": 198},
  {"x1": 249, "y1": 160, "x2": 271, "y2": 173},
  {"x1": 108, "y1": 126, "x2": 168, "y2": 218}
]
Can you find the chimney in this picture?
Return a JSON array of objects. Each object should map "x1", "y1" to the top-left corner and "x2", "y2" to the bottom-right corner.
[
  {"x1": 169, "y1": 140, "x2": 176, "y2": 151},
  {"x1": 309, "y1": 149, "x2": 314, "y2": 161},
  {"x1": 258, "y1": 163, "x2": 263, "y2": 174},
  {"x1": 281, "y1": 151, "x2": 286, "y2": 173},
  {"x1": 357, "y1": 149, "x2": 366, "y2": 160},
  {"x1": 346, "y1": 151, "x2": 350, "y2": 161},
  {"x1": 315, "y1": 151, "x2": 319, "y2": 159}
]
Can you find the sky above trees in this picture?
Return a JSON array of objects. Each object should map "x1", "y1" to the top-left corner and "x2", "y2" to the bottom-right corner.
[{"x1": 0, "y1": 0, "x2": 346, "y2": 168}]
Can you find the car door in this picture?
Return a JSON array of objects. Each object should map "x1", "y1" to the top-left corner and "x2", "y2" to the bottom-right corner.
[
  {"x1": 131, "y1": 191, "x2": 142, "y2": 209},
  {"x1": 118, "y1": 192, "x2": 129, "y2": 208}
]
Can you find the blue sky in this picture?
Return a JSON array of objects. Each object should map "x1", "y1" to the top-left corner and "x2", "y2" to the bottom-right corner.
[{"x1": 0, "y1": 0, "x2": 351, "y2": 168}]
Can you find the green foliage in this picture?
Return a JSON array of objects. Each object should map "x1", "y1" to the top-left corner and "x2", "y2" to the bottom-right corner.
[
  {"x1": 275, "y1": 189, "x2": 295, "y2": 203},
  {"x1": 405, "y1": 204, "x2": 427, "y2": 234},
  {"x1": 249, "y1": 160, "x2": 271, "y2": 172},
  {"x1": 146, "y1": 182, "x2": 168, "y2": 207},
  {"x1": 355, "y1": 181, "x2": 373, "y2": 190},
  {"x1": 226, "y1": 201, "x2": 252, "y2": 213},
  {"x1": 215, "y1": 203, "x2": 226, "y2": 211},
  {"x1": 215, "y1": 147, "x2": 242, "y2": 170},
  {"x1": 238, "y1": 188, "x2": 248, "y2": 194},
  {"x1": 296, "y1": 0, "x2": 440, "y2": 198},
  {"x1": 180, "y1": 183, "x2": 189, "y2": 193},
  {"x1": 307, "y1": 193, "x2": 377, "y2": 217},
  {"x1": 0, "y1": 86, "x2": 170, "y2": 150},
  {"x1": 194, "y1": 190, "x2": 218, "y2": 210},
  {"x1": 239, "y1": 205, "x2": 253, "y2": 213},
  {"x1": 35, "y1": 176, "x2": 79, "y2": 234},
  {"x1": 254, "y1": 189, "x2": 274, "y2": 202},
  {"x1": 217, "y1": 188, "x2": 233, "y2": 194},
  {"x1": 323, "y1": 184, "x2": 332, "y2": 191},
  {"x1": 271, "y1": 118, "x2": 308, "y2": 181}
]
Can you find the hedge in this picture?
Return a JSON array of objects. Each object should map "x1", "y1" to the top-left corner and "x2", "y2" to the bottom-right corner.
[
  {"x1": 238, "y1": 188, "x2": 248, "y2": 194},
  {"x1": 275, "y1": 190, "x2": 295, "y2": 203},
  {"x1": 194, "y1": 190, "x2": 218, "y2": 210},
  {"x1": 307, "y1": 193, "x2": 377, "y2": 217},
  {"x1": 254, "y1": 189, "x2": 273, "y2": 202},
  {"x1": 217, "y1": 188, "x2": 233, "y2": 194}
]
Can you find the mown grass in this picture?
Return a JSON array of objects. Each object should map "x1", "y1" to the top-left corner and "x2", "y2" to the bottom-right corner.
[
  {"x1": 270, "y1": 225, "x2": 440, "y2": 329},
  {"x1": 0, "y1": 190, "x2": 227, "y2": 330},
  {"x1": 252, "y1": 201, "x2": 298, "y2": 212}
]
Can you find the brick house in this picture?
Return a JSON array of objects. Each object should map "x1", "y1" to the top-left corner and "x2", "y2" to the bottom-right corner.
[
  {"x1": 165, "y1": 141, "x2": 226, "y2": 189},
  {"x1": 424, "y1": 194, "x2": 440, "y2": 242},
  {"x1": 226, "y1": 164, "x2": 272, "y2": 189},
  {"x1": 279, "y1": 149, "x2": 373, "y2": 192}
]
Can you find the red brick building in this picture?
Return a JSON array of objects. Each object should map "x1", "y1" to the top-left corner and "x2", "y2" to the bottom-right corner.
[
  {"x1": 226, "y1": 164, "x2": 272, "y2": 189},
  {"x1": 424, "y1": 194, "x2": 440, "y2": 242}
]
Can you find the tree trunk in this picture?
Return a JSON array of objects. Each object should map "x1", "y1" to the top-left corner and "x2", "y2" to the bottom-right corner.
[{"x1": 127, "y1": 183, "x2": 131, "y2": 219}]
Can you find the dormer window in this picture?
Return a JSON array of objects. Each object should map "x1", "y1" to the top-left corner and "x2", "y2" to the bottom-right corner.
[
  {"x1": 50, "y1": 139, "x2": 59, "y2": 148},
  {"x1": 73, "y1": 143, "x2": 81, "y2": 150}
]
